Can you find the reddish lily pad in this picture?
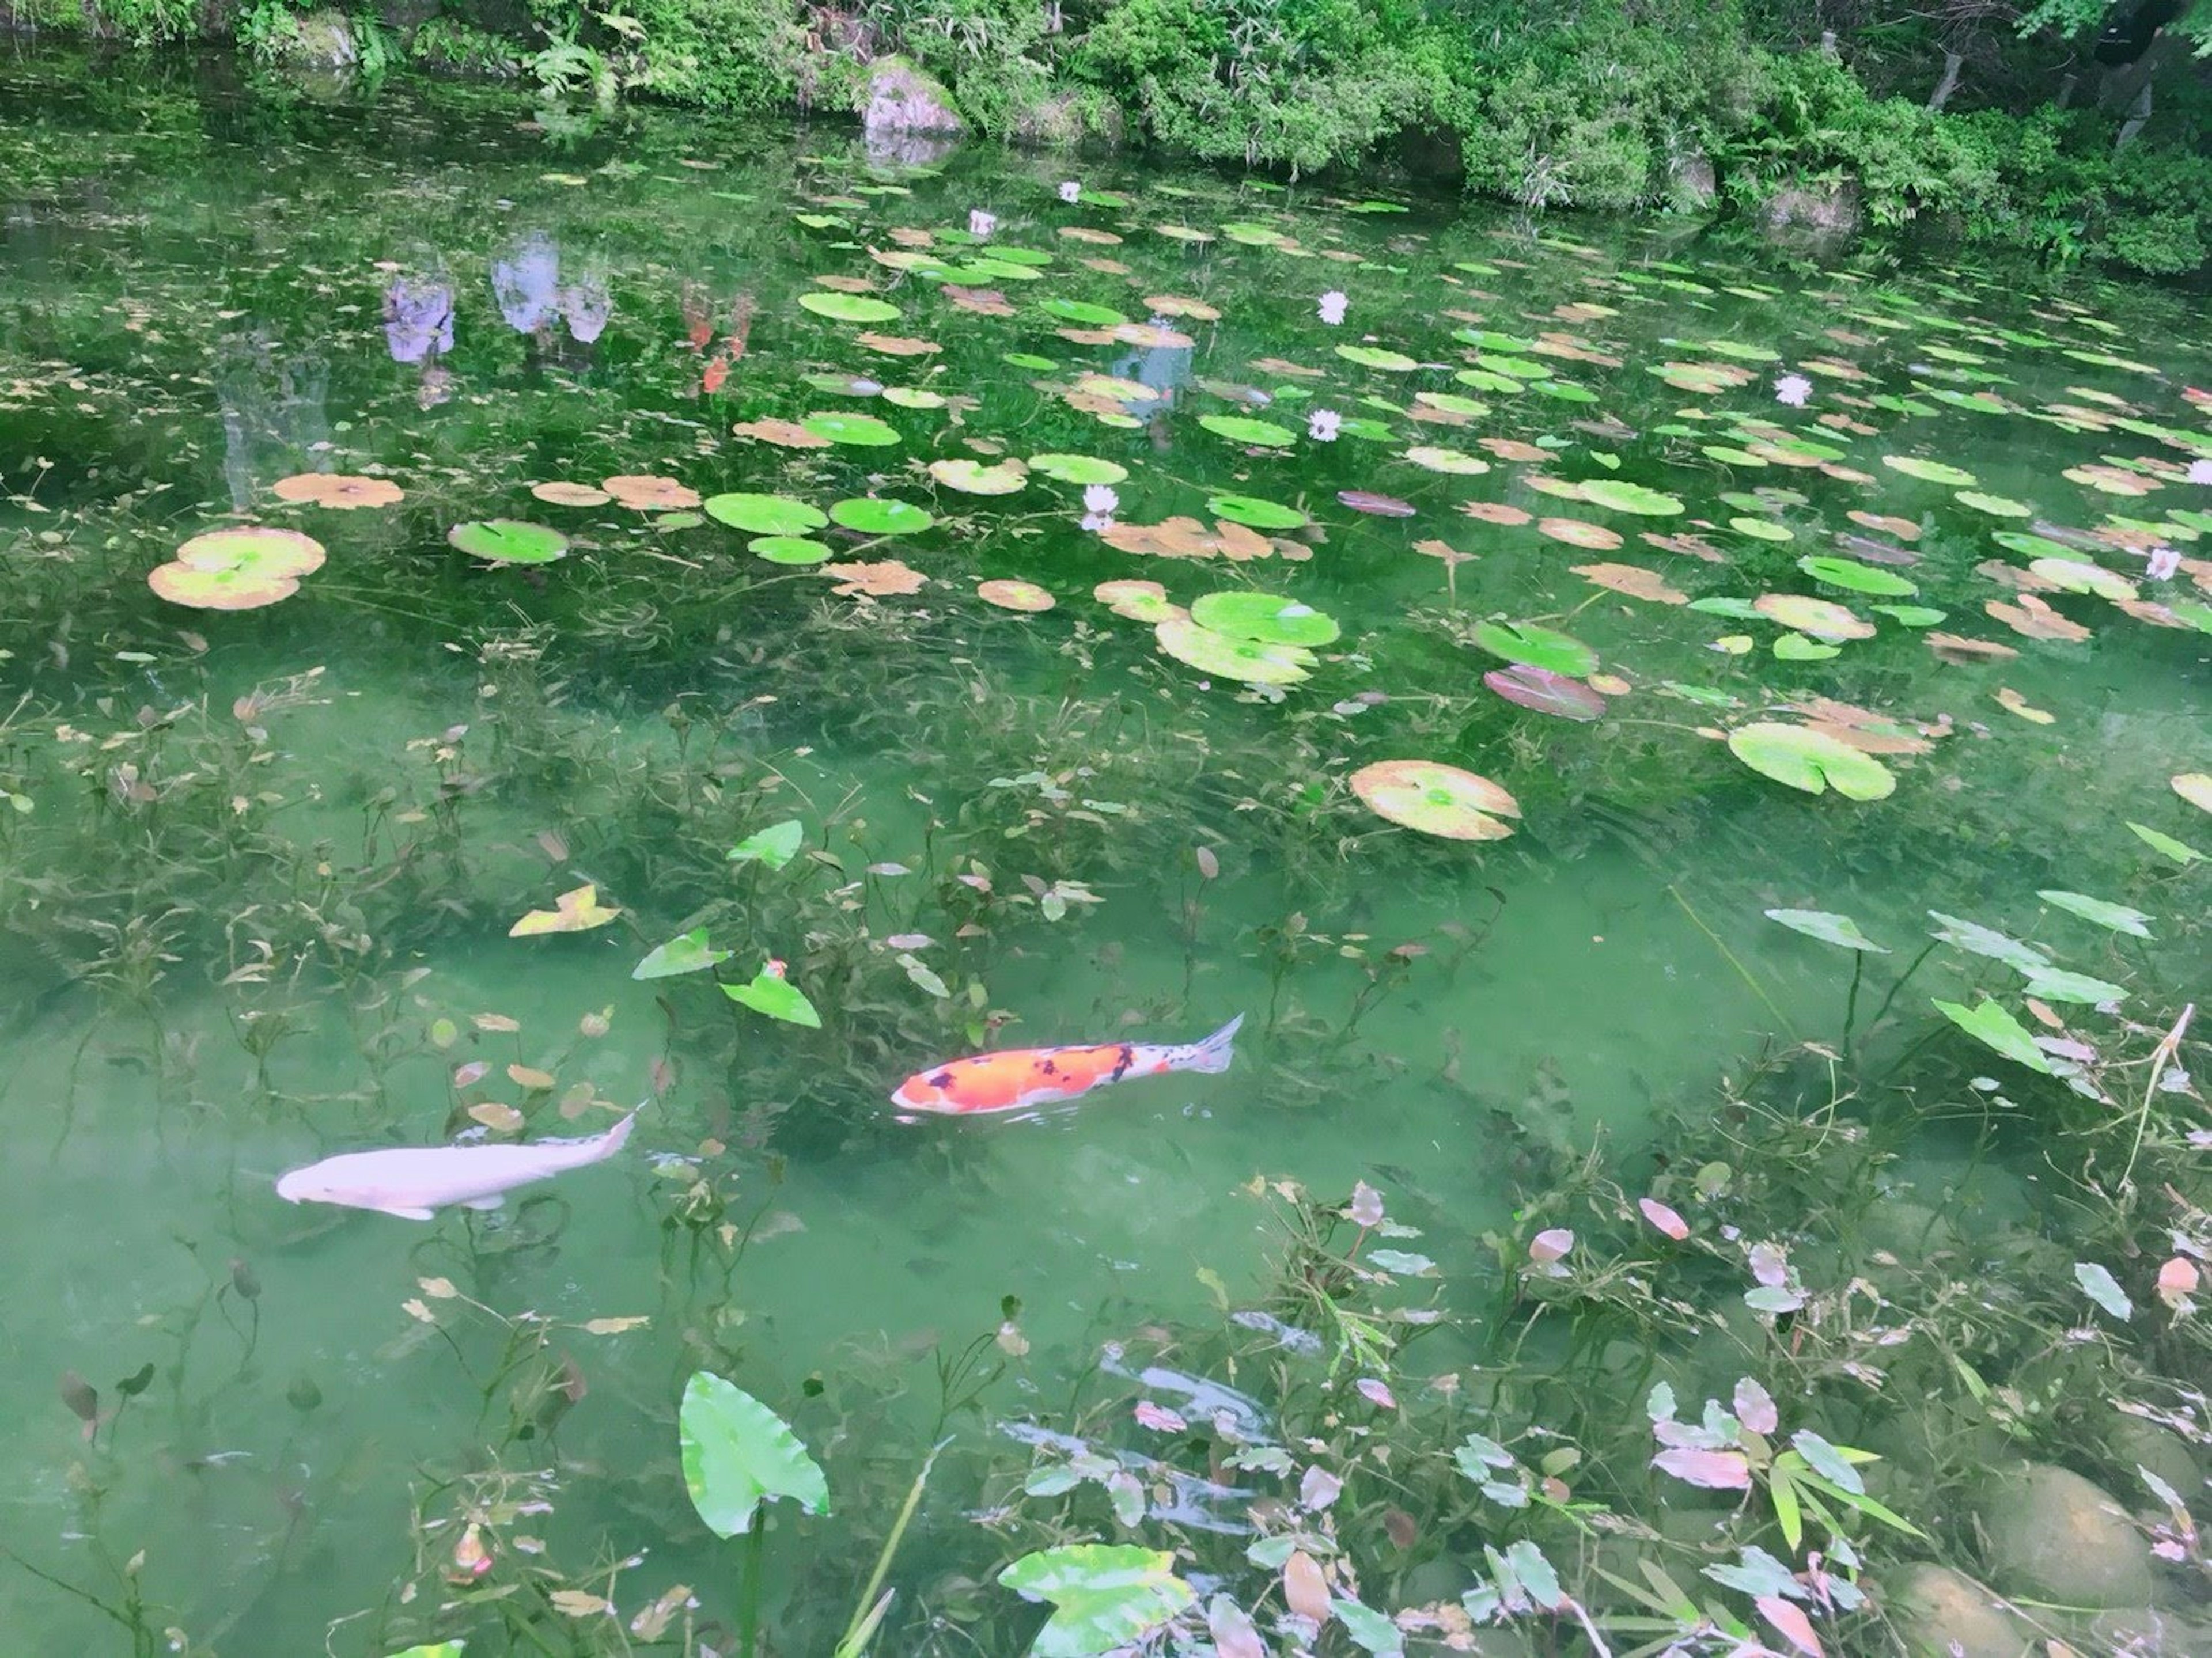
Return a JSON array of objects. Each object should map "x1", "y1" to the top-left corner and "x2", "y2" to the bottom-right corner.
[{"x1": 1349, "y1": 761, "x2": 1520, "y2": 841}]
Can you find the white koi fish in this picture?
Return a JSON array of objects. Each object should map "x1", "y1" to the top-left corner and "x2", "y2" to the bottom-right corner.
[{"x1": 274, "y1": 1111, "x2": 637, "y2": 1221}]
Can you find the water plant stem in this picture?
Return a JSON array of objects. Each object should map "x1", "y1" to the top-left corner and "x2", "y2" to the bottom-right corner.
[
  {"x1": 1842, "y1": 950, "x2": 1866, "y2": 1053},
  {"x1": 2120, "y1": 1002, "x2": 2195, "y2": 1193},
  {"x1": 1665, "y1": 884, "x2": 1792, "y2": 1036},
  {"x1": 832, "y1": 1440, "x2": 944, "y2": 1658},
  {"x1": 738, "y1": 1522, "x2": 766, "y2": 1658}
]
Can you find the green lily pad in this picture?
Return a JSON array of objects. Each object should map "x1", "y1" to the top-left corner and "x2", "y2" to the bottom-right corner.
[
  {"x1": 802, "y1": 411, "x2": 900, "y2": 446},
  {"x1": 829, "y1": 497, "x2": 934, "y2": 535},
  {"x1": 1766, "y1": 908, "x2": 1889, "y2": 951},
  {"x1": 1207, "y1": 493, "x2": 1307, "y2": 530},
  {"x1": 704, "y1": 493, "x2": 829, "y2": 536},
  {"x1": 679, "y1": 1371, "x2": 830, "y2": 1536},
  {"x1": 1577, "y1": 479, "x2": 1684, "y2": 516},
  {"x1": 1991, "y1": 530, "x2": 2078, "y2": 559},
  {"x1": 1403, "y1": 446, "x2": 1491, "y2": 475},
  {"x1": 998, "y1": 1545, "x2": 1196, "y2": 1658},
  {"x1": 1874, "y1": 604, "x2": 1946, "y2": 627},
  {"x1": 1728, "y1": 723, "x2": 1896, "y2": 800},
  {"x1": 752, "y1": 536, "x2": 835, "y2": 564},
  {"x1": 448, "y1": 520, "x2": 569, "y2": 564},
  {"x1": 798, "y1": 291, "x2": 900, "y2": 324},
  {"x1": 724, "y1": 966, "x2": 822, "y2": 1027},
  {"x1": 1469, "y1": 620, "x2": 1599, "y2": 678},
  {"x1": 881, "y1": 386, "x2": 946, "y2": 409},
  {"x1": 2027, "y1": 558, "x2": 2137, "y2": 601},
  {"x1": 1039, "y1": 298, "x2": 1128, "y2": 328},
  {"x1": 1798, "y1": 556, "x2": 1917, "y2": 597},
  {"x1": 1154, "y1": 616, "x2": 1314, "y2": 684},
  {"x1": 634, "y1": 927, "x2": 732, "y2": 980},
  {"x1": 729, "y1": 819, "x2": 804, "y2": 869},
  {"x1": 1188, "y1": 591, "x2": 1339, "y2": 647},
  {"x1": 1028, "y1": 454, "x2": 1128, "y2": 486},
  {"x1": 1335, "y1": 344, "x2": 1421, "y2": 371},
  {"x1": 1731, "y1": 516, "x2": 1795, "y2": 542},
  {"x1": 1883, "y1": 456, "x2": 1978, "y2": 487},
  {"x1": 1003, "y1": 352, "x2": 1059, "y2": 372},
  {"x1": 1198, "y1": 414, "x2": 1298, "y2": 448},
  {"x1": 1753, "y1": 594, "x2": 1873, "y2": 639},
  {"x1": 1955, "y1": 491, "x2": 2032, "y2": 518},
  {"x1": 1933, "y1": 999, "x2": 2051, "y2": 1073},
  {"x1": 929, "y1": 458, "x2": 1028, "y2": 495},
  {"x1": 2038, "y1": 890, "x2": 2151, "y2": 938},
  {"x1": 1774, "y1": 633, "x2": 1840, "y2": 661}
]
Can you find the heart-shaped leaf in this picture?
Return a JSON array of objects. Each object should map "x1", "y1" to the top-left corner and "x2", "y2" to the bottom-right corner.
[
  {"x1": 1932, "y1": 997, "x2": 2051, "y2": 1072},
  {"x1": 679, "y1": 1371, "x2": 828, "y2": 1536},
  {"x1": 724, "y1": 966, "x2": 821, "y2": 1027},
  {"x1": 634, "y1": 928, "x2": 731, "y2": 980},
  {"x1": 728, "y1": 819, "x2": 804, "y2": 870},
  {"x1": 998, "y1": 1545, "x2": 1195, "y2": 1658},
  {"x1": 509, "y1": 885, "x2": 620, "y2": 936},
  {"x1": 1764, "y1": 908, "x2": 1888, "y2": 951}
]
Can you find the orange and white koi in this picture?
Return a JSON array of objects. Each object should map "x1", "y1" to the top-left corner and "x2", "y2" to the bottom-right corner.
[{"x1": 891, "y1": 1014, "x2": 1244, "y2": 1116}]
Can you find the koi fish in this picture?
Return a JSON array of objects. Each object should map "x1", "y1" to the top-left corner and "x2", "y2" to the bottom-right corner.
[
  {"x1": 891, "y1": 1015, "x2": 1243, "y2": 1116},
  {"x1": 274, "y1": 1111, "x2": 637, "y2": 1220}
]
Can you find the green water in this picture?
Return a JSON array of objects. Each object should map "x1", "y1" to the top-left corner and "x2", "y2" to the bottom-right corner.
[{"x1": 2, "y1": 49, "x2": 2208, "y2": 1658}]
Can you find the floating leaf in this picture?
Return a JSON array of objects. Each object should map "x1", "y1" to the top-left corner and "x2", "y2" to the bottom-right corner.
[
  {"x1": 1577, "y1": 478, "x2": 1684, "y2": 515},
  {"x1": 998, "y1": 1545, "x2": 1195, "y2": 1658},
  {"x1": 2020, "y1": 967, "x2": 2127, "y2": 1005},
  {"x1": 1927, "y1": 912, "x2": 2050, "y2": 974},
  {"x1": 1028, "y1": 453, "x2": 1128, "y2": 486},
  {"x1": 1484, "y1": 663, "x2": 1606, "y2": 720},
  {"x1": 1799, "y1": 556, "x2": 1916, "y2": 597},
  {"x1": 728, "y1": 819, "x2": 804, "y2": 870},
  {"x1": 1154, "y1": 617, "x2": 1314, "y2": 685},
  {"x1": 752, "y1": 536, "x2": 834, "y2": 564},
  {"x1": 634, "y1": 928, "x2": 730, "y2": 980},
  {"x1": 604, "y1": 475, "x2": 701, "y2": 511},
  {"x1": 2038, "y1": 891, "x2": 2151, "y2": 938},
  {"x1": 1752, "y1": 594, "x2": 1874, "y2": 640},
  {"x1": 2128, "y1": 821, "x2": 2202, "y2": 864},
  {"x1": 705, "y1": 493, "x2": 828, "y2": 536},
  {"x1": 724, "y1": 966, "x2": 821, "y2": 1027},
  {"x1": 1653, "y1": 1448, "x2": 1752, "y2": 1490},
  {"x1": 1933, "y1": 998, "x2": 2051, "y2": 1072},
  {"x1": 1207, "y1": 493, "x2": 1307, "y2": 530},
  {"x1": 1198, "y1": 414, "x2": 1298, "y2": 448},
  {"x1": 449, "y1": 520, "x2": 569, "y2": 564},
  {"x1": 1883, "y1": 455, "x2": 1978, "y2": 487},
  {"x1": 801, "y1": 411, "x2": 900, "y2": 446},
  {"x1": 1469, "y1": 620, "x2": 1599, "y2": 678},
  {"x1": 2074, "y1": 1262, "x2": 2133, "y2": 1321},
  {"x1": 799, "y1": 291, "x2": 900, "y2": 323},
  {"x1": 510, "y1": 885, "x2": 620, "y2": 937},
  {"x1": 2175, "y1": 773, "x2": 2212, "y2": 814},
  {"x1": 930, "y1": 458, "x2": 1028, "y2": 495},
  {"x1": 1765, "y1": 909, "x2": 1889, "y2": 951},
  {"x1": 1728, "y1": 725, "x2": 1896, "y2": 800},
  {"x1": 1349, "y1": 761, "x2": 1520, "y2": 841},
  {"x1": 1640, "y1": 1198, "x2": 1690, "y2": 1239},
  {"x1": 273, "y1": 472, "x2": 403, "y2": 509},
  {"x1": 1188, "y1": 591, "x2": 1339, "y2": 647},
  {"x1": 679, "y1": 1371, "x2": 829, "y2": 1536},
  {"x1": 978, "y1": 579, "x2": 1055, "y2": 612}
]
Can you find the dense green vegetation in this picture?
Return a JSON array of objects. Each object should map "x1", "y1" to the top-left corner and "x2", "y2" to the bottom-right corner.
[{"x1": 5, "y1": 0, "x2": 2209, "y2": 272}]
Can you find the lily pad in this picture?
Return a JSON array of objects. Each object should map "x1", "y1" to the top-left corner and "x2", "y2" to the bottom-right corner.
[
  {"x1": 751, "y1": 537, "x2": 835, "y2": 564},
  {"x1": 1189, "y1": 591, "x2": 1339, "y2": 647},
  {"x1": 1577, "y1": 479, "x2": 1684, "y2": 515},
  {"x1": 1349, "y1": 760, "x2": 1521, "y2": 841},
  {"x1": 448, "y1": 521, "x2": 569, "y2": 564},
  {"x1": 828, "y1": 496, "x2": 934, "y2": 535},
  {"x1": 634, "y1": 928, "x2": 732, "y2": 980},
  {"x1": 1335, "y1": 344, "x2": 1421, "y2": 371},
  {"x1": 729, "y1": 819, "x2": 804, "y2": 869},
  {"x1": 802, "y1": 411, "x2": 900, "y2": 447},
  {"x1": 977, "y1": 578, "x2": 1055, "y2": 612},
  {"x1": 1884, "y1": 456, "x2": 1979, "y2": 487},
  {"x1": 1154, "y1": 616, "x2": 1315, "y2": 684},
  {"x1": 929, "y1": 458, "x2": 1028, "y2": 495},
  {"x1": 799, "y1": 291, "x2": 900, "y2": 323},
  {"x1": 1766, "y1": 909, "x2": 1889, "y2": 951},
  {"x1": 705, "y1": 493, "x2": 828, "y2": 536},
  {"x1": 1094, "y1": 579, "x2": 1179, "y2": 622},
  {"x1": 724, "y1": 965, "x2": 822, "y2": 1027},
  {"x1": 1028, "y1": 454, "x2": 1128, "y2": 486},
  {"x1": 1469, "y1": 620, "x2": 1599, "y2": 678},
  {"x1": 998, "y1": 1545, "x2": 1195, "y2": 1658},
  {"x1": 1484, "y1": 664, "x2": 1606, "y2": 721},
  {"x1": 1038, "y1": 298, "x2": 1128, "y2": 328},
  {"x1": 509, "y1": 884, "x2": 620, "y2": 936},
  {"x1": 1199, "y1": 414, "x2": 1298, "y2": 449},
  {"x1": 1753, "y1": 594, "x2": 1874, "y2": 640},
  {"x1": 1207, "y1": 493, "x2": 1308, "y2": 530},
  {"x1": 1799, "y1": 556, "x2": 1916, "y2": 597},
  {"x1": 1728, "y1": 724, "x2": 1897, "y2": 800}
]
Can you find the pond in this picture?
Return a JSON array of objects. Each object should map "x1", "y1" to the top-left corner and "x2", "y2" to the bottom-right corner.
[{"x1": 1, "y1": 47, "x2": 2208, "y2": 1658}]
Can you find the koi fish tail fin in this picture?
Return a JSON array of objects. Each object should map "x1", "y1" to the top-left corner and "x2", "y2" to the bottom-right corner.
[
  {"x1": 1178, "y1": 1012, "x2": 1245, "y2": 1075},
  {"x1": 594, "y1": 1108, "x2": 641, "y2": 1160}
]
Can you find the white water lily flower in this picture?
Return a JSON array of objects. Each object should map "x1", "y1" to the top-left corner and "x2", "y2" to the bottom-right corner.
[
  {"x1": 968, "y1": 208, "x2": 996, "y2": 238},
  {"x1": 1774, "y1": 373, "x2": 1813, "y2": 407},
  {"x1": 1058, "y1": 180, "x2": 1081, "y2": 204},
  {"x1": 1317, "y1": 290, "x2": 1349, "y2": 325},
  {"x1": 2147, "y1": 545, "x2": 2181, "y2": 582},
  {"x1": 2190, "y1": 458, "x2": 2212, "y2": 484},
  {"x1": 1082, "y1": 483, "x2": 1119, "y2": 515},
  {"x1": 1308, "y1": 407, "x2": 1342, "y2": 442}
]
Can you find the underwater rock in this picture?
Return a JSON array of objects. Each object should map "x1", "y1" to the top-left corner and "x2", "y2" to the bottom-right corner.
[
  {"x1": 2083, "y1": 1605, "x2": 2212, "y2": 1652},
  {"x1": 861, "y1": 56, "x2": 964, "y2": 159},
  {"x1": 2104, "y1": 1411, "x2": 2202, "y2": 1500},
  {"x1": 1976, "y1": 1462, "x2": 2153, "y2": 1607},
  {"x1": 1886, "y1": 1565, "x2": 2033, "y2": 1657}
]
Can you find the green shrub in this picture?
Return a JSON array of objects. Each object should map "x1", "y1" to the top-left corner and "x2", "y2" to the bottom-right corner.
[{"x1": 623, "y1": 0, "x2": 807, "y2": 112}]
